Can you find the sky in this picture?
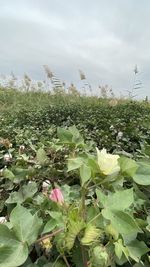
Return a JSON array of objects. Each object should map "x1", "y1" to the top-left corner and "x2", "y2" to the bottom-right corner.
[{"x1": 0, "y1": 0, "x2": 150, "y2": 97}]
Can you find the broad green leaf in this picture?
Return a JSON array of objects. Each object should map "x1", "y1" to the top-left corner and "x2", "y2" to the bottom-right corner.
[
  {"x1": 96, "y1": 188, "x2": 134, "y2": 211},
  {"x1": 36, "y1": 148, "x2": 48, "y2": 165},
  {"x1": 88, "y1": 158, "x2": 100, "y2": 173},
  {"x1": 10, "y1": 205, "x2": 43, "y2": 245},
  {"x1": 20, "y1": 181, "x2": 38, "y2": 198},
  {"x1": 69, "y1": 125, "x2": 84, "y2": 146},
  {"x1": 119, "y1": 157, "x2": 138, "y2": 177},
  {"x1": 44, "y1": 211, "x2": 64, "y2": 232},
  {"x1": 49, "y1": 211, "x2": 63, "y2": 221},
  {"x1": 6, "y1": 190, "x2": 24, "y2": 204},
  {"x1": 42, "y1": 219, "x2": 57, "y2": 234},
  {"x1": 0, "y1": 224, "x2": 28, "y2": 267},
  {"x1": 68, "y1": 157, "x2": 83, "y2": 171},
  {"x1": 106, "y1": 189, "x2": 134, "y2": 211},
  {"x1": 142, "y1": 144, "x2": 150, "y2": 156},
  {"x1": 6, "y1": 182, "x2": 38, "y2": 204},
  {"x1": 127, "y1": 240, "x2": 149, "y2": 262},
  {"x1": 72, "y1": 240, "x2": 86, "y2": 267},
  {"x1": 3, "y1": 168, "x2": 15, "y2": 180},
  {"x1": 11, "y1": 167, "x2": 35, "y2": 183},
  {"x1": 133, "y1": 162, "x2": 150, "y2": 185},
  {"x1": 96, "y1": 189, "x2": 107, "y2": 207},
  {"x1": 57, "y1": 127, "x2": 73, "y2": 143},
  {"x1": 80, "y1": 164, "x2": 91, "y2": 185},
  {"x1": 102, "y1": 209, "x2": 141, "y2": 243}
]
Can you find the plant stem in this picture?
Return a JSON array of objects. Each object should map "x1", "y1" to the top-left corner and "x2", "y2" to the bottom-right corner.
[
  {"x1": 35, "y1": 228, "x2": 63, "y2": 243},
  {"x1": 62, "y1": 255, "x2": 71, "y2": 267},
  {"x1": 81, "y1": 187, "x2": 86, "y2": 220},
  {"x1": 81, "y1": 187, "x2": 88, "y2": 267},
  {"x1": 81, "y1": 245, "x2": 88, "y2": 267},
  {"x1": 87, "y1": 212, "x2": 101, "y2": 225},
  {"x1": 52, "y1": 255, "x2": 61, "y2": 267}
]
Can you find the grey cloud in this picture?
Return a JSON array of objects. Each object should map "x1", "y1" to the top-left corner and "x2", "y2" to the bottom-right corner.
[{"x1": 0, "y1": 0, "x2": 150, "y2": 97}]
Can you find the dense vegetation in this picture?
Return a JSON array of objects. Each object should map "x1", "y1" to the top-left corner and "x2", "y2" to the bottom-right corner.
[{"x1": 0, "y1": 88, "x2": 150, "y2": 267}]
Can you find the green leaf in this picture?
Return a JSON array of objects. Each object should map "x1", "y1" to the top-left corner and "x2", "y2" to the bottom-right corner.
[
  {"x1": 80, "y1": 164, "x2": 91, "y2": 185},
  {"x1": 69, "y1": 125, "x2": 84, "y2": 146},
  {"x1": 119, "y1": 157, "x2": 138, "y2": 177},
  {"x1": 36, "y1": 148, "x2": 48, "y2": 165},
  {"x1": 0, "y1": 224, "x2": 28, "y2": 267},
  {"x1": 42, "y1": 219, "x2": 57, "y2": 234},
  {"x1": 72, "y1": 240, "x2": 85, "y2": 267},
  {"x1": 96, "y1": 188, "x2": 134, "y2": 211},
  {"x1": 10, "y1": 205, "x2": 43, "y2": 245},
  {"x1": 68, "y1": 157, "x2": 83, "y2": 172},
  {"x1": 88, "y1": 158, "x2": 100, "y2": 173},
  {"x1": 11, "y1": 167, "x2": 35, "y2": 183},
  {"x1": 133, "y1": 162, "x2": 150, "y2": 185},
  {"x1": 102, "y1": 210, "x2": 141, "y2": 243},
  {"x1": 107, "y1": 189, "x2": 134, "y2": 211},
  {"x1": 57, "y1": 127, "x2": 73, "y2": 143},
  {"x1": 114, "y1": 239, "x2": 129, "y2": 260},
  {"x1": 127, "y1": 240, "x2": 149, "y2": 262},
  {"x1": 114, "y1": 240, "x2": 123, "y2": 259},
  {"x1": 51, "y1": 260, "x2": 66, "y2": 267},
  {"x1": 43, "y1": 211, "x2": 64, "y2": 234},
  {"x1": 96, "y1": 189, "x2": 107, "y2": 207},
  {"x1": 6, "y1": 190, "x2": 24, "y2": 204},
  {"x1": 6, "y1": 182, "x2": 38, "y2": 204},
  {"x1": 3, "y1": 168, "x2": 15, "y2": 181}
]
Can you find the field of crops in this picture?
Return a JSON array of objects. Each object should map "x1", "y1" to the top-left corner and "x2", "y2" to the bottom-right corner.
[{"x1": 0, "y1": 88, "x2": 150, "y2": 267}]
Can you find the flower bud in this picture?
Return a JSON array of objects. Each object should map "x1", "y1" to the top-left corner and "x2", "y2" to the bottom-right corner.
[{"x1": 49, "y1": 188, "x2": 64, "y2": 205}]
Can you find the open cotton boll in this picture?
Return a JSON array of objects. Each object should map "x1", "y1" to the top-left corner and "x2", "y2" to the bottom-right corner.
[
  {"x1": 3, "y1": 153, "x2": 12, "y2": 162},
  {"x1": 42, "y1": 180, "x2": 50, "y2": 189},
  {"x1": 96, "y1": 148, "x2": 120, "y2": 176},
  {"x1": 19, "y1": 145, "x2": 25, "y2": 153},
  {"x1": 0, "y1": 217, "x2": 7, "y2": 224},
  {"x1": 117, "y1": 131, "x2": 123, "y2": 140}
]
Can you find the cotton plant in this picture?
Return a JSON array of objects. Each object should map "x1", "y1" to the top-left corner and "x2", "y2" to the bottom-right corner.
[{"x1": 0, "y1": 126, "x2": 150, "y2": 267}]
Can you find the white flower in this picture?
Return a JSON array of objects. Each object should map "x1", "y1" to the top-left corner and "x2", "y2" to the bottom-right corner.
[
  {"x1": 4, "y1": 153, "x2": 12, "y2": 162},
  {"x1": 0, "y1": 217, "x2": 7, "y2": 224},
  {"x1": 96, "y1": 148, "x2": 120, "y2": 176}
]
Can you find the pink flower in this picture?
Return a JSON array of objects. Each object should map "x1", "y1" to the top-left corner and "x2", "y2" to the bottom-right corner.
[{"x1": 49, "y1": 188, "x2": 64, "y2": 205}]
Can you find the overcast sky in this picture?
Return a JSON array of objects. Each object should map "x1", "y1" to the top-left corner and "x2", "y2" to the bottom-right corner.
[{"x1": 0, "y1": 0, "x2": 150, "y2": 97}]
